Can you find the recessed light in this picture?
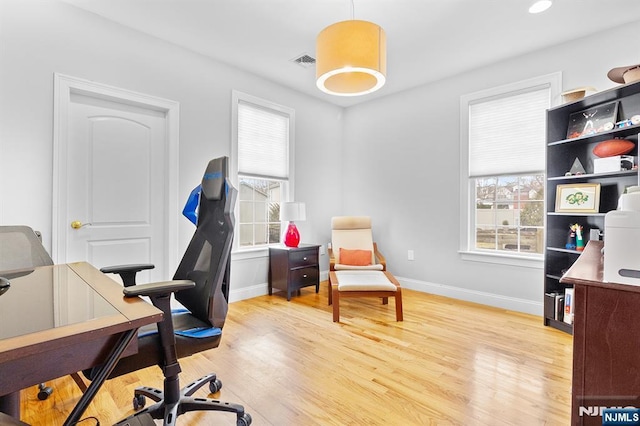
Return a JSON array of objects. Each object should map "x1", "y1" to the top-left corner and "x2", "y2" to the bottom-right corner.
[{"x1": 529, "y1": 0, "x2": 552, "y2": 14}]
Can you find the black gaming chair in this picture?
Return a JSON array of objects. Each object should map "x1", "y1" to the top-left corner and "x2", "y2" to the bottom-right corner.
[
  {"x1": 0, "y1": 226, "x2": 56, "y2": 401},
  {"x1": 94, "y1": 157, "x2": 251, "y2": 425}
]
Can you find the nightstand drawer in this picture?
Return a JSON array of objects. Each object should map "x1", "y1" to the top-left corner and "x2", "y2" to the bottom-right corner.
[
  {"x1": 290, "y1": 267, "x2": 319, "y2": 289},
  {"x1": 269, "y1": 244, "x2": 320, "y2": 301},
  {"x1": 289, "y1": 249, "x2": 318, "y2": 268}
]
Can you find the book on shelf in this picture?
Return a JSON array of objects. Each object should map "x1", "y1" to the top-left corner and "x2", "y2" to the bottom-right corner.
[
  {"x1": 555, "y1": 294, "x2": 565, "y2": 321},
  {"x1": 545, "y1": 292, "x2": 566, "y2": 321},
  {"x1": 564, "y1": 288, "x2": 574, "y2": 325},
  {"x1": 544, "y1": 292, "x2": 556, "y2": 319}
]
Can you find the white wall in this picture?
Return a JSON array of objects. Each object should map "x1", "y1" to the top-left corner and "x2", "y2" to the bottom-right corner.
[
  {"x1": 0, "y1": 0, "x2": 343, "y2": 298},
  {"x1": 2, "y1": 0, "x2": 639, "y2": 313},
  {"x1": 341, "y1": 20, "x2": 640, "y2": 314}
]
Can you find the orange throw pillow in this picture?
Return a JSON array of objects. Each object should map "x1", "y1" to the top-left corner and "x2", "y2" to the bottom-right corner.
[{"x1": 340, "y1": 248, "x2": 372, "y2": 266}]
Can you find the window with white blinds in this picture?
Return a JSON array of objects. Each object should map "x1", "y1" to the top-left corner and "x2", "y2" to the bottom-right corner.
[
  {"x1": 232, "y1": 91, "x2": 295, "y2": 249},
  {"x1": 460, "y1": 73, "x2": 561, "y2": 265},
  {"x1": 238, "y1": 100, "x2": 290, "y2": 180},
  {"x1": 469, "y1": 86, "x2": 550, "y2": 177}
]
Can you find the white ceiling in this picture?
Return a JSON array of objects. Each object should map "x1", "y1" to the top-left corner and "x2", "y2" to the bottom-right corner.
[{"x1": 61, "y1": 0, "x2": 640, "y2": 107}]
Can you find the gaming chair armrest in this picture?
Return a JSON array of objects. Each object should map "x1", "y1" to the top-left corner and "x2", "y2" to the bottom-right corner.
[
  {"x1": 81, "y1": 280, "x2": 196, "y2": 383},
  {"x1": 123, "y1": 280, "x2": 195, "y2": 298},
  {"x1": 100, "y1": 263, "x2": 155, "y2": 287}
]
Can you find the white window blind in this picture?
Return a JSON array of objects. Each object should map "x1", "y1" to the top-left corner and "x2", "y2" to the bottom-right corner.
[
  {"x1": 238, "y1": 100, "x2": 289, "y2": 180},
  {"x1": 469, "y1": 86, "x2": 550, "y2": 177}
]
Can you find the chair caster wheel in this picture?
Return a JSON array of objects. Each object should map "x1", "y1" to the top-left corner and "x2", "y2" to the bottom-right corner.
[
  {"x1": 209, "y1": 378, "x2": 222, "y2": 393},
  {"x1": 133, "y1": 394, "x2": 146, "y2": 410},
  {"x1": 237, "y1": 412, "x2": 252, "y2": 426},
  {"x1": 37, "y1": 384, "x2": 53, "y2": 400}
]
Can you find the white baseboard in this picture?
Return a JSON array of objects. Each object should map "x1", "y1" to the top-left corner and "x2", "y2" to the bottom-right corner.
[
  {"x1": 228, "y1": 271, "x2": 542, "y2": 316},
  {"x1": 396, "y1": 276, "x2": 543, "y2": 316},
  {"x1": 228, "y1": 283, "x2": 268, "y2": 303},
  {"x1": 229, "y1": 271, "x2": 330, "y2": 303}
]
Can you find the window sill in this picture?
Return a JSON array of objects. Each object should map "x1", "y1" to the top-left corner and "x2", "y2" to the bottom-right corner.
[
  {"x1": 459, "y1": 250, "x2": 543, "y2": 269},
  {"x1": 231, "y1": 246, "x2": 269, "y2": 260}
]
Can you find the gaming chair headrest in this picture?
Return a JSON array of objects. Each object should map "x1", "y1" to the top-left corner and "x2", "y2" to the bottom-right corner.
[{"x1": 201, "y1": 157, "x2": 228, "y2": 201}]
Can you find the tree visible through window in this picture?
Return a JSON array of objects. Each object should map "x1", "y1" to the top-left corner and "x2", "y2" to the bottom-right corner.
[
  {"x1": 475, "y1": 174, "x2": 544, "y2": 253},
  {"x1": 460, "y1": 73, "x2": 560, "y2": 260}
]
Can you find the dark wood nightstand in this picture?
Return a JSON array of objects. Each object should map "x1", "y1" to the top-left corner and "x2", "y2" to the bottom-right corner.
[{"x1": 269, "y1": 244, "x2": 320, "y2": 301}]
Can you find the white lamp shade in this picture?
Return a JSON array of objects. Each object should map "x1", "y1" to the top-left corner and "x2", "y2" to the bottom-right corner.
[
  {"x1": 316, "y1": 20, "x2": 386, "y2": 96},
  {"x1": 280, "y1": 202, "x2": 306, "y2": 222}
]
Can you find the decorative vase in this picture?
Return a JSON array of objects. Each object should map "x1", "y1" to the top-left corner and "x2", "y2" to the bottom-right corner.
[{"x1": 284, "y1": 221, "x2": 300, "y2": 248}]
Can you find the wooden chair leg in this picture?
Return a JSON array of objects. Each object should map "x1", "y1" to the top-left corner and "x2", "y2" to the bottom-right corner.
[
  {"x1": 328, "y1": 280, "x2": 333, "y2": 305},
  {"x1": 395, "y1": 289, "x2": 403, "y2": 321},
  {"x1": 332, "y1": 288, "x2": 340, "y2": 322}
]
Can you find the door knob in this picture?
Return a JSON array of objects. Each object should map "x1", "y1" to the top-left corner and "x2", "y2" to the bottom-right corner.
[{"x1": 70, "y1": 221, "x2": 91, "y2": 229}]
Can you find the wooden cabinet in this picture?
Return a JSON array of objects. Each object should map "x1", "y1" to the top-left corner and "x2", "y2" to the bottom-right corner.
[
  {"x1": 544, "y1": 80, "x2": 640, "y2": 334},
  {"x1": 269, "y1": 244, "x2": 320, "y2": 301},
  {"x1": 560, "y1": 241, "x2": 640, "y2": 426}
]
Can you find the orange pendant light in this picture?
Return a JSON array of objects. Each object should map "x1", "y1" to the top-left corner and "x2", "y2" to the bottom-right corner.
[{"x1": 316, "y1": 19, "x2": 386, "y2": 96}]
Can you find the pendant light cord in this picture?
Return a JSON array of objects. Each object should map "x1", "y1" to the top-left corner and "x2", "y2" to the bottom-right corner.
[{"x1": 350, "y1": 0, "x2": 355, "y2": 20}]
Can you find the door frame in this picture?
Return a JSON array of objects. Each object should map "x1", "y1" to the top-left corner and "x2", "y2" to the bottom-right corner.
[{"x1": 52, "y1": 73, "x2": 180, "y2": 273}]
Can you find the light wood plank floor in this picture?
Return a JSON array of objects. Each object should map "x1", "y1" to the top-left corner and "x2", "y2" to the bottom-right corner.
[{"x1": 20, "y1": 283, "x2": 572, "y2": 425}]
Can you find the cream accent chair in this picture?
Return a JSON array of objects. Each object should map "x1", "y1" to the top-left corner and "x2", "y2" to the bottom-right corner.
[
  {"x1": 328, "y1": 217, "x2": 403, "y2": 322},
  {"x1": 329, "y1": 216, "x2": 386, "y2": 272}
]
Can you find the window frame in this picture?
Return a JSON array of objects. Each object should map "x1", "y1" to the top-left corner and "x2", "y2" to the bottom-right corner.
[
  {"x1": 231, "y1": 90, "x2": 295, "y2": 255},
  {"x1": 459, "y1": 73, "x2": 561, "y2": 268},
  {"x1": 474, "y1": 173, "x2": 545, "y2": 255}
]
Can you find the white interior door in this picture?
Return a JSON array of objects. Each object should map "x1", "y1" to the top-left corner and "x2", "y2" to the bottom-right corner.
[{"x1": 53, "y1": 74, "x2": 180, "y2": 283}]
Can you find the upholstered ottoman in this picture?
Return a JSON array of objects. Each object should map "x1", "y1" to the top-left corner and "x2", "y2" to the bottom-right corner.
[{"x1": 328, "y1": 270, "x2": 403, "y2": 322}]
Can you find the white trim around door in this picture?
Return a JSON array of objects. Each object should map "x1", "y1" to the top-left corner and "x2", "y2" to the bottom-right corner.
[{"x1": 52, "y1": 73, "x2": 180, "y2": 275}]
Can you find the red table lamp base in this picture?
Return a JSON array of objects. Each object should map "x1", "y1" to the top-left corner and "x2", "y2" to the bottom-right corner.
[{"x1": 284, "y1": 222, "x2": 300, "y2": 247}]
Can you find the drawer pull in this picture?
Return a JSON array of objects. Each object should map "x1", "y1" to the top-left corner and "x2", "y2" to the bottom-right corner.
[
  {"x1": 303, "y1": 257, "x2": 307, "y2": 261},
  {"x1": 303, "y1": 274, "x2": 308, "y2": 278}
]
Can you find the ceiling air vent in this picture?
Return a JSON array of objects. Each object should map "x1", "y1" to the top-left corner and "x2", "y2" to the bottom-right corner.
[{"x1": 291, "y1": 53, "x2": 316, "y2": 68}]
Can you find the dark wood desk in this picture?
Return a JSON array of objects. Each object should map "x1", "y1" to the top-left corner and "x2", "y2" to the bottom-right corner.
[
  {"x1": 560, "y1": 241, "x2": 640, "y2": 425},
  {"x1": 0, "y1": 262, "x2": 162, "y2": 425}
]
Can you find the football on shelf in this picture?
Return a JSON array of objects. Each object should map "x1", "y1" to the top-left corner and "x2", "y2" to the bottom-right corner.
[{"x1": 592, "y1": 139, "x2": 635, "y2": 158}]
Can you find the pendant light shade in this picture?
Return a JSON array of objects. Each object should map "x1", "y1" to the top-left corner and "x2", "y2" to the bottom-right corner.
[{"x1": 316, "y1": 20, "x2": 386, "y2": 96}]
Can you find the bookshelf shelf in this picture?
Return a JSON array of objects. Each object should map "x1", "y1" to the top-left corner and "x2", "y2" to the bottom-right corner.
[
  {"x1": 543, "y1": 80, "x2": 640, "y2": 334},
  {"x1": 546, "y1": 247, "x2": 582, "y2": 254},
  {"x1": 547, "y1": 169, "x2": 637, "y2": 181}
]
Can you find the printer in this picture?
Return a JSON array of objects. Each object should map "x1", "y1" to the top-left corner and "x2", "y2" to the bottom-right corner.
[{"x1": 604, "y1": 185, "x2": 640, "y2": 284}]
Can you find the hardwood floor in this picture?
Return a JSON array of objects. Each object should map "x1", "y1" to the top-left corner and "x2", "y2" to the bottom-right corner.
[{"x1": 20, "y1": 283, "x2": 573, "y2": 425}]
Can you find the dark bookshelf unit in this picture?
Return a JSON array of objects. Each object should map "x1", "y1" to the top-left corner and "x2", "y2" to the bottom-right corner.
[{"x1": 544, "y1": 79, "x2": 640, "y2": 334}]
